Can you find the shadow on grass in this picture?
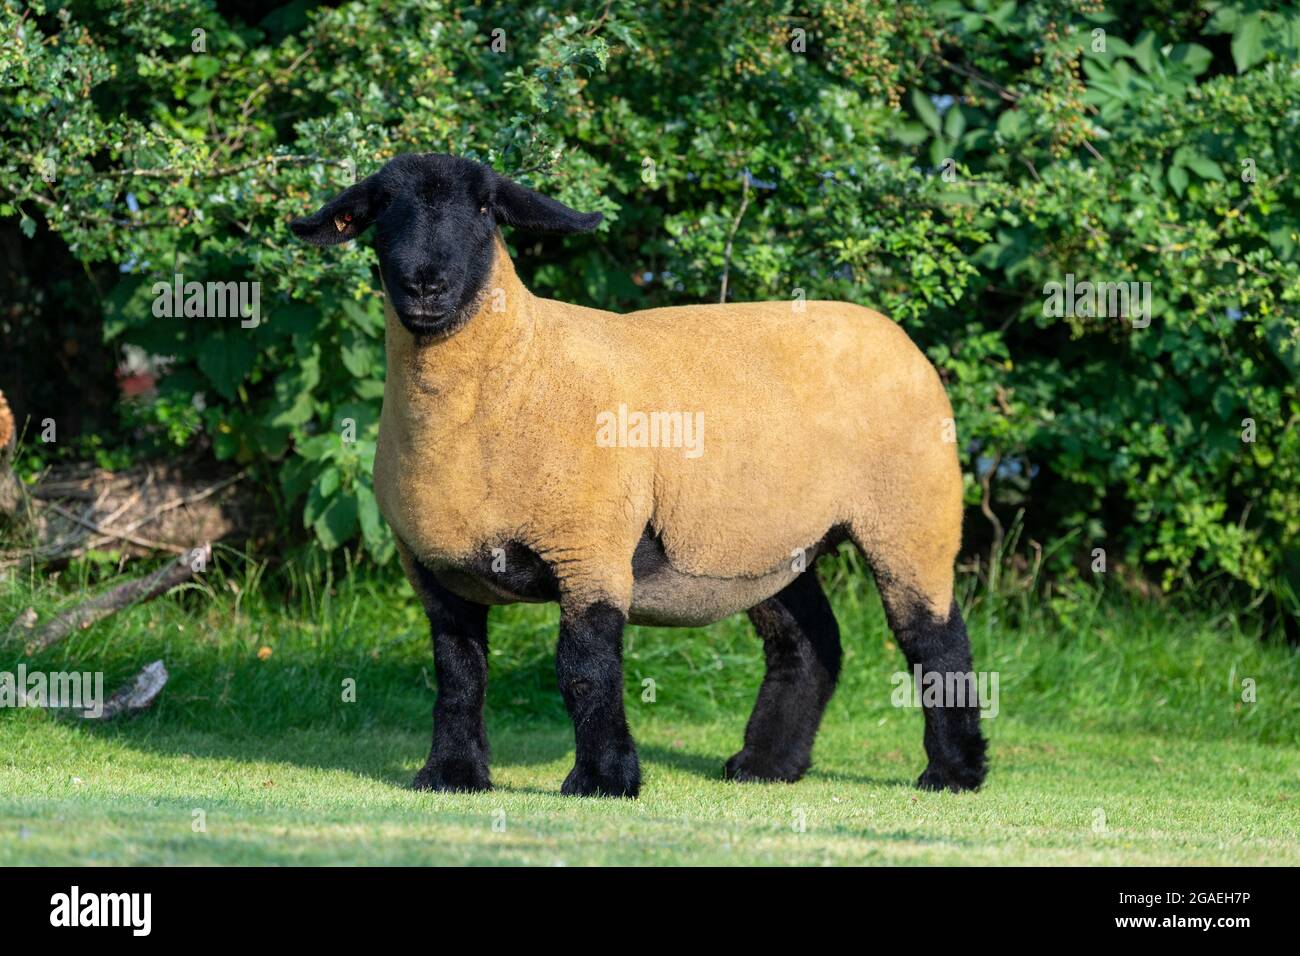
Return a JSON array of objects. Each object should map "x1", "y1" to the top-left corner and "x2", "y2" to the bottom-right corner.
[
  {"x1": 66, "y1": 710, "x2": 578, "y2": 792},
  {"x1": 15, "y1": 609, "x2": 913, "y2": 795},
  {"x1": 637, "y1": 742, "x2": 913, "y2": 789}
]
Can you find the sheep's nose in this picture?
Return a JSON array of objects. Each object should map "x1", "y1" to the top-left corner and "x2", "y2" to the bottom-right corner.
[{"x1": 402, "y1": 274, "x2": 449, "y2": 299}]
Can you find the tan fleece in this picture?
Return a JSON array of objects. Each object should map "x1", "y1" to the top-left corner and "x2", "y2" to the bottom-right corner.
[{"x1": 374, "y1": 234, "x2": 964, "y2": 623}]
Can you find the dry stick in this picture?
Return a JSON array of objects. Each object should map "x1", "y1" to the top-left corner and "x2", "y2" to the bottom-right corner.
[
  {"x1": 979, "y1": 451, "x2": 1005, "y2": 558},
  {"x1": 935, "y1": 55, "x2": 1021, "y2": 103},
  {"x1": 98, "y1": 466, "x2": 152, "y2": 528},
  {"x1": 106, "y1": 153, "x2": 341, "y2": 181},
  {"x1": 83, "y1": 660, "x2": 169, "y2": 721},
  {"x1": 102, "y1": 468, "x2": 248, "y2": 538},
  {"x1": 0, "y1": 468, "x2": 245, "y2": 567},
  {"x1": 21, "y1": 557, "x2": 199, "y2": 656},
  {"x1": 718, "y1": 172, "x2": 752, "y2": 304},
  {"x1": 46, "y1": 503, "x2": 186, "y2": 555},
  {"x1": 35, "y1": 486, "x2": 115, "y2": 556},
  {"x1": 55, "y1": 468, "x2": 248, "y2": 562},
  {"x1": 585, "y1": 0, "x2": 613, "y2": 35}
]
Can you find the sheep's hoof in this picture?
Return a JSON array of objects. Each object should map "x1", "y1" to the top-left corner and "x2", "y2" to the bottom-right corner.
[
  {"x1": 723, "y1": 749, "x2": 807, "y2": 783},
  {"x1": 412, "y1": 758, "x2": 491, "y2": 793},
  {"x1": 561, "y1": 751, "x2": 640, "y2": 798},
  {"x1": 916, "y1": 761, "x2": 985, "y2": 793}
]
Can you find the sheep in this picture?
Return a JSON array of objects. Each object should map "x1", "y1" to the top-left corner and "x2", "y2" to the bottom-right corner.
[{"x1": 291, "y1": 153, "x2": 988, "y2": 798}]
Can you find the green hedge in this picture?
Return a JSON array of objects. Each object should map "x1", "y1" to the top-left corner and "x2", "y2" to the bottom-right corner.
[{"x1": 2, "y1": 0, "x2": 1298, "y2": 620}]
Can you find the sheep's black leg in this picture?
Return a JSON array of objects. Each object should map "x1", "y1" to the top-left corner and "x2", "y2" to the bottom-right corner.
[
  {"x1": 556, "y1": 602, "x2": 640, "y2": 797},
  {"x1": 727, "y1": 571, "x2": 842, "y2": 782},
  {"x1": 406, "y1": 560, "x2": 492, "y2": 793},
  {"x1": 888, "y1": 599, "x2": 987, "y2": 792}
]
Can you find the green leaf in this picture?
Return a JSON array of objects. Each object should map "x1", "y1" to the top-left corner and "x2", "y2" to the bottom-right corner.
[
  {"x1": 316, "y1": 464, "x2": 340, "y2": 498},
  {"x1": 988, "y1": 0, "x2": 1017, "y2": 30},
  {"x1": 314, "y1": 493, "x2": 358, "y2": 550},
  {"x1": 280, "y1": 456, "x2": 315, "y2": 504},
  {"x1": 267, "y1": 387, "x2": 314, "y2": 428},
  {"x1": 1169, "y1": 43, "x2": 1213, "y2": 76},
  {"x1": 197, "y1": 331, "x2": 259, "y2": 401},
  {"x1": 296, "y1": 434, "x2": 334, "y2": 462},
  {"x1": 943, "y1": 103, "x2": 966, "y2": 141},
  {"x1": 1184, "y1": 154, "x2": 1225, "y2": 181},
  {"x1": 1204, "y1": 6, "x2": 1241, "y2": 34},
  {"x1": 1168, "y1": 164, "x2": 1188, "y2": 197},
  {"x1": 893, "y1": 121, "x2": 930, "y2": 146},
  {"x1": 192, "y1": 55, "x2": 221, "y2": 80},
  {"x1": 340, "y1": 330, "x2": 375, "y2": 377},
  {"x1": 996, "y1": 109, "x2": 1025, "y2": 139},
  {"x1": 303, "y1": 479, "x2": 330, "y2": 525},
  {"x1": 1232, "y1": 14, "x2": 1265, "y2": 73},
  {"x1": 354, "y1": 378, "x2": 386, "y2": 400},
  {"x1": 356, "y1": 481, "x2": 388, "y2": 555},
  {"x1": 911, "y1": 88, "x2": 941, "y2": 135},
  {"x1": 1130, "y1": 31, "x2": 1157, "y2": 73},
  {"x1": 1105, "y1": 37, "x2": 1135, "y2": 59}
]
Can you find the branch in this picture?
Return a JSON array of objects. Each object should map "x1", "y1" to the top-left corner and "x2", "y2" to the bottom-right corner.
[
  {"x1": 719, "y1": 171, "x2": 752, "y2": 304},
  {"x1": 83, "y1": 660, "x2": 169, "y2": 720},
  {"x1": 979, "y1": 451, "x2": 1004, "y2": 555},
  {"x1": 47, "y1": 502, "x2": 187, "y2": 555},
  {"x1": 105, "y1": 154, "x2": 347, "y2": 180},
  {"x1": 16, "y1": 553, "x2": 203, "y2": 655},
  {"x1": 585, "y1": 0, "x2": 613, "y2": 36},
  {"x1": 935, "y1": 56, "x2": 1020, "y2": 103}
]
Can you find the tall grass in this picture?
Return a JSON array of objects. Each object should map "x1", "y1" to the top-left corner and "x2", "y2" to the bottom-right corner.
[{"x1": 2, "y1": 533, "x2": 1297, "y2": 746}]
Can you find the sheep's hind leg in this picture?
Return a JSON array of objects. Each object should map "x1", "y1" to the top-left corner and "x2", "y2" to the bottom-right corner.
[
  {"x1": 849, "y1": 439, "x2": 988, "y2": 792},
  {"x1": 400, "y1": 546, "x2": 492, "y2": 793},
  {"x1": 726, "y1": 571, "x2": 842, "y2": 783},
  {"x1": 881, "y1": 592, "x2": 987, "y2": 793},
  {"x1": 556, "y1": 602, "x2": 640, "y2": 797}
]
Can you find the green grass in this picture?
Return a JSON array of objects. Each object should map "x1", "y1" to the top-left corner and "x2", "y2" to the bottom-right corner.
[{"x1": 2, "y1": 550, "x2": 1298, "y2": 865}]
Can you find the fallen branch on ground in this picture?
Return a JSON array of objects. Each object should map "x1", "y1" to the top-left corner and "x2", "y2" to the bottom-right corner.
[
  {"x1": 12, "y1": 548, "x2": 208, "y2": 655},
  {"x1": 0, "y1": 431, "x2": 255, "y2": 570},
  {"x1": 82, "y1": 660, "x2": 169, "y2": 720}
]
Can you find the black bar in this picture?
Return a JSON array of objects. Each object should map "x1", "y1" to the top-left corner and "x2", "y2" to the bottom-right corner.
[{"x1": 0, "y1": 866, "x2": 1285, "y2": 941}]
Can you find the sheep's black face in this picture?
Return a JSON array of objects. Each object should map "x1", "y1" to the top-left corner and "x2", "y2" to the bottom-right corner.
[
  {"x1": 290, "y1": 153, "x2": 603, "y2": 337},
  {"x1": 368, "y1": 155, "x2": 497, "y2": 335}
]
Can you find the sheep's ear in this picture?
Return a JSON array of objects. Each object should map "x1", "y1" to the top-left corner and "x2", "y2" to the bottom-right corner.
[
  {"x1": 491, "y1": 173, "x2": 603, "y2": 234},
  {"x1": 290, "y1": 175, "x2": 382, "y2": 246}
]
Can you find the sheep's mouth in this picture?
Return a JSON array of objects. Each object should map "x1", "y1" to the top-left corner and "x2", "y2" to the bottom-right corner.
[
  {"x1": 396, "y1": 306, "x2": 473, "y2": 339},
  {"x1": 398, "y1": 309, "x2": 451, "y2": 332},
  {"x1": 393, "y1": 295, "x2": 454, "y2": 327}
]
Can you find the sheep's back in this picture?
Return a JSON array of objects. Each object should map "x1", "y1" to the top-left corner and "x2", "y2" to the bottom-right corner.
[{"x1": 531, "y1": 297, "x2": 959, "y2": 583}]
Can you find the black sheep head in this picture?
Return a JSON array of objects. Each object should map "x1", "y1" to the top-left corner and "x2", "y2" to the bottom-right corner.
[{"x1": 291, "y1": 153, "x2": 603, "y2": 336}]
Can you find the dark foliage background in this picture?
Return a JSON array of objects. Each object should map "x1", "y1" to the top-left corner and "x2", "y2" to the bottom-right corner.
[{"x1": 2, "y1": 0, "x2": 1297, "y2": 628}]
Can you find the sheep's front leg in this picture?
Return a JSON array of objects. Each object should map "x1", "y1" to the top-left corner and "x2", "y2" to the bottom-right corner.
[
  {"x1": 401, "y1": 547, "x2": 492, "y2": 793},
  {"x1": 556, "y1": 602, "x2": 640, "y2": 797}
]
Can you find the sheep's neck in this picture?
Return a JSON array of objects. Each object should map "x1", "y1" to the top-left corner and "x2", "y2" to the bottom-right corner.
[{"x1": 382, "y1": 233, "x2": 537, "y2": 436}]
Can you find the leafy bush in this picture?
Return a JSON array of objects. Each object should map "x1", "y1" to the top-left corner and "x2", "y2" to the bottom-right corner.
[{"x1": 2, "y1": 0, "x2": 1297, "y2": 625}]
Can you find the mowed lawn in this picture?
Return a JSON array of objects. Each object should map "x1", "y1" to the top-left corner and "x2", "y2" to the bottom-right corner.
[{"x1": 2, "y1": 553, "x2": 1297, "y2": 865}]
